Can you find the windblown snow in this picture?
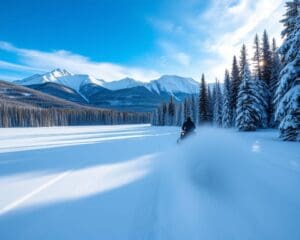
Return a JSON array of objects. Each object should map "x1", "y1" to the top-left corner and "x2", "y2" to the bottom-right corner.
[{"x1": 0, "y1": 125, "x2": 299, "y2": 240}]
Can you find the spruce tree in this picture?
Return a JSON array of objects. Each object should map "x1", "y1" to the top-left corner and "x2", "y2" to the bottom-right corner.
[
  {"x1": 162, "y1": 103, "x2": 167, "y2": 126},
  {"x1": 213, "y1": 80, "x2": 223, "y2": 127},
  {"x1": 168, "y1": 97, "x2": 175, "y2": 125},
  {"x1": 236, "y1": 63, "x2": 260, "y2": 131},
  {"x1": 261, "y1": 30, "x2": 273, "y2": 125},
  {"x1": 230, "y1": 55, "x2": 241, "y2": 123},
  {"x1": 270, "y1": 38, "x2": 282, "y2": 127},
  {"x1": 207, "y1": 85, "x2": 213, "y2": 122},
  {"x1": 184, "y1": 98, "x2": 191, "y2": 120},
  {"x1": 222, "y1": 70, "x2": 233, "y2": 127},
  {"x1": 261, "y1": 30, "x2": 273, "y2": 87},
  {"x1": 254, "y1": 76, "x2": 269, "y2": 128},
  {"x1": 253, "y1": 34, "x2": 262, "y2": 80},
  {"x1": 199, "y1": 74, "x2": 209, "y2": 124},
  {"x1": 275, "y1": 0, "x2": 300, "y2": 141},
  {"x1": 239, "y1": 44, "x2": 248, "y2": 81}
]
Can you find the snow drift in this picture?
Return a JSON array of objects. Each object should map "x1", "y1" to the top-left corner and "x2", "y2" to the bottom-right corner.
[{"x1": 155, "y1": 128, "x2": 300, "y2": 240}]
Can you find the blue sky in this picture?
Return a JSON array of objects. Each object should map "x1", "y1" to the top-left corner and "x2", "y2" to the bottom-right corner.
[{"x1": 0, "y1": 0, "x2": 285, "y2": 82}]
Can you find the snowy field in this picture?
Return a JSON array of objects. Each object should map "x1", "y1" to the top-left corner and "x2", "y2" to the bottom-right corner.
[{"x1": 0, "y1": 124, "x2": 299, "y2": 240}]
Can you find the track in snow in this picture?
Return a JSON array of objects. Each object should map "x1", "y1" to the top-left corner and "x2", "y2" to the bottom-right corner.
[{"x1": 0, "y1": 125, "x2": 299, "y2": 240}]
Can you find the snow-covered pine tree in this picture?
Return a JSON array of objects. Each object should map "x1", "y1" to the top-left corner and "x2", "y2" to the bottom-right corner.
[
  {"x1": 239, "y1": 44, "x2": 248, "y2": 82},
  {"x1": 275, "y1": 0, "x2": 300, "y2": 141},
  {"x1": 270, "y1": 38, "x2": 282, "y2": 127},
  {"x1": 230, "y1": 55, "x2": 241, "y2": 123},
  {"x1": 261, "y1": 30, "x2": 273, "y2": 87},
  {"x1": 251, "y1": 36, "x2": 269, "y2": 128},
  {"x1": 236, "y1": 63, "x2": 260, "y2": 131},
  {"x1": 253, "y1": 75, "x2": 269, "y2": 128},
  {"x1": 207, "y1": 85, "x2": 213, "y2": 122},
  {"x1": 199, "y1": 74, "x2": 209, "y2": 124},
  {"x1": 213, "y1": 79, "x2": 223, "y2": 127},
  {"x1": 261, "y1": 30, "x2": 273, "y2": 125},
  {"x1": 222, "y1": 70, "x2": 233, "y2": 127},
  {"x1": 253, "y1": 34, "x2": 262, "y2": 80}
]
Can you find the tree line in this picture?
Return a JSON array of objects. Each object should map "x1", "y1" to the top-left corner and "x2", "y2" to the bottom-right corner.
[
  {"x1": 0, "y1": 103, "x2": 150, "y2": 127},
  {"x1": 152, "y1": 0, "x2": 299, "y2": 141}
]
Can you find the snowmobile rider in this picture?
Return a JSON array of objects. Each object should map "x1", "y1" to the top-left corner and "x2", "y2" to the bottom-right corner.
[{"x1": 181, "y1": 117, "x2": 196, "y2": 138}]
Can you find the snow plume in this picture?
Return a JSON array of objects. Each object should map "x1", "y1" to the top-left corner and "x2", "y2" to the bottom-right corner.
[
  {"x1": 0, "y1": 41, "x2": 160, "y2": 82},
  {"x1": 156, "y1": 128, "x2": 300, "y2": 240}
]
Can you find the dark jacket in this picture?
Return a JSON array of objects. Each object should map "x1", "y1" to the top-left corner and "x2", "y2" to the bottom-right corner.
[{"x1": 182, "y1": 118, "x2": 196, "y2": 133}]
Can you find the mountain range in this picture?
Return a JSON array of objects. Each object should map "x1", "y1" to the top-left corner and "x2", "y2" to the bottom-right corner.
[{"x1": 13, "y1": 69, "x2": 200, "y2": 112}]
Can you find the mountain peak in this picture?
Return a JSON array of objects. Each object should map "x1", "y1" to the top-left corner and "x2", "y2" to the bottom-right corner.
[
  {"x1": 49, "y1": 68, "x2": 72, "y2": 76},
  {"x1": 103, "y1": 77, "x2": 143, "y2": 90},
  {"x1": 146, "y1": 75, "x2": 198, "y2": 95}
]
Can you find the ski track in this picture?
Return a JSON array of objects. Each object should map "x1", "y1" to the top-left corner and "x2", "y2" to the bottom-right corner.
[
  {"x1": 0, "y1": 171, "x2": 71, "y2": 215},
  {"x1": 0, "y1": 125, "x2": 299, "y2": 240}
]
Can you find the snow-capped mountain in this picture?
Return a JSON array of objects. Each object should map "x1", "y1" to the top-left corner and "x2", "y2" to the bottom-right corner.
[
  {"x1": 145, "y1": 75, "x2": 199, "y2": 95},
  {"x1": 15, "y1": 69, "x2": 72, "y2": 85},
  {"x1": 16, "y1": 69, "x2": 198, "y2": 95},
  {"x1": 102, "y1": 77, "x2": 144, "y2": 90},
  {"x1": 14, "y1": 69, "x2": 200, "y2": 111},
  {"x1": 15, "y1": 69, "x2": 105, "y2": 92}
]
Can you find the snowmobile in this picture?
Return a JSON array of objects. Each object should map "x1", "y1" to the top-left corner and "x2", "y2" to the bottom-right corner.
[{"x1": 177, "y1": 130, "x2": 196, "y2": 144}]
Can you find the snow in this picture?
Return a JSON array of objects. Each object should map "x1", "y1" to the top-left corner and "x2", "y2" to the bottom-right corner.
[
  {"x1": 15, "y1": 70, "x2": 199, "y2": 95},
  {"x1": 0, "y1": 125, "x2": 299, "y2": 240},
  {"x1": 15, "y1": 69, "x2": 105, "y2": 92},
  {"x1": 103, "y1": 77, "x2": 144, "y2": 90},
  {"x1": 146, "y1": 75, "x2": 199, "y2": 95}
]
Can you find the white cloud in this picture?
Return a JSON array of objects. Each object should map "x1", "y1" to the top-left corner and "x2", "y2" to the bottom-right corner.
[
  {"x1": 202, "y1": 0, "x2": 284, "y2": 80},
  {"x1": 0, "y1": 60, "x2": 43, "y2": 73},
  {"x1": 0, "y1": 0, "x2": 287, "y2": 83},
  {"x1": 151, "y1": 0, "x2": 285, "y2": 82},
  {"x1": 0, "y1": 42, "x2": 160, "y2": 82},
  {"x1": 157, "y1": 40, "x2": 191, "y2": 67}
]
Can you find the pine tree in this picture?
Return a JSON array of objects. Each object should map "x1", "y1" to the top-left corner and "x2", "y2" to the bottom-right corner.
[
  {"x1": 261, "y1": 30, "x2": 273, "y2": 87},
  {"x1": 270, "y1": 38, "x2": 282, "y2": 127},
  {"x1": 253, "y1": 34, "x2": 262, "y2": 80},
  {"x1": 230, "y1": 55, "x2": 241, "y2": 123},
  {"x1": 198, "y1": 74, "x2": 209, "y2": 124},
  {"x1": 239, "y1": 44, "x2": 248, "y2": 81},
  {"x1": 275, "y1": 0, "x2": 300, "y2": 141},
  {"x1": 168, "y1": 97, "x2": 175, "y2": 125},
  {"x1": 236, "y1": 63, "x2": 260, "y2": 131},
  {"x1": 222, "y1": 70, "x2": 233, "y2": 127},
  {"x1": 213, "y1": 80, "x2": 223, "y2": 127},
  {"x1": 184, "y1": 98, "x2": 191, "y2": 120},
  {"x1": 162, "y1": 103, "x2": 167, "y2": 125},
  {"x1": 261, "y1": 30, "x2": 273, "y2": 125},
  {"x1": 253, "y1": 76, "x2": 269, "y2": 128},
  {"x1": 207, "y1": 85, "x2": 213, "y2": 122}
]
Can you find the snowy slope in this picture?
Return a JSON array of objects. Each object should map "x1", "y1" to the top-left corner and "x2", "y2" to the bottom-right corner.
[
  {"x1": 16, "y1": 70, "x2": 199, "y2": 95},
  {"x1": 103, "y1": 77, "x2": 144, "y2": 90},
  {"x1": 15, "y1": 69, "x2": 72, "y2": 85},
  {"x1": 15, "y1": 69, "x2": 105, "y2": 92},
  {"x1": 146, "y1": 75, "x2": 199, "y2": 95},
  {"x1": 0, "y1": 125, "x2": 299, "y2": 240}
]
